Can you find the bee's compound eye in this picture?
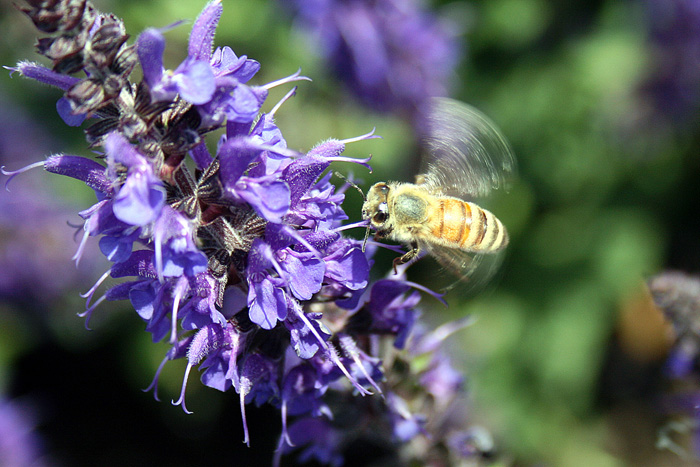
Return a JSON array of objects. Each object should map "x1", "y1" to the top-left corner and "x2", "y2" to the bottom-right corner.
[
  {"x1": 373, "y1": 212, "x2": 388, "y2": 224},
  {"x1": 379, "y1": 184, "x2": 389, "y2": 195}
]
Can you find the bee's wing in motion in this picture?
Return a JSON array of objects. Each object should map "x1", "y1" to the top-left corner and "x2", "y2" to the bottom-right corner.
[
  {"x1": 415, "y1": 98, "x2": 514, "y2": 291},
  {"x1": 418, "y1": 98, "x2": 516, "y2": 199},
  {"x1": 425, "y1": 243, "x2": 506, "y2": 294}
]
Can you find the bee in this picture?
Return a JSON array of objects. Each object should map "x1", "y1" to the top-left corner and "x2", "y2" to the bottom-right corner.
[{"x1": 361, "y1": 98, "x2": 515, "y2": 285}]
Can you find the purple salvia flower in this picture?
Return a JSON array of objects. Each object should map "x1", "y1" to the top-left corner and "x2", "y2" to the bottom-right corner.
[
  {"x1": 105, "y1": 133, "x2": 165, "y2": 225},
  {"x1": 0, "y1": 397, "x2": 46, "y2": 467},
  {"x1": 643, "y1": 0, "x2": 700, "y2": 122},
  {"x1": 246, "y1": 238, "x2": 289, "y2": 329},
  {"x1": 281, "y1": 0, "x2": 461, "y2": 117},
  {"x1": 152, "y1": 206, "x2": 208, "y2": 279},
  {"x1": 4, "y1": 2, "x2": 487, "y2": 465},
  {"x1": 137, "y1": 28, "x2": 216, "y2": 105}
]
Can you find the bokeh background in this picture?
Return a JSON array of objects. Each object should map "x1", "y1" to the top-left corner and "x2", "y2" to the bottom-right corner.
[{"x1": 1, "y1": 0, "x2": 699, "y2": 465}]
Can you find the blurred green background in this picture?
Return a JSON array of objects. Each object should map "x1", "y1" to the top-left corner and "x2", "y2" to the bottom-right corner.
[{"x1": 2, "y1": 0, "x2": 699, "y2": 465}]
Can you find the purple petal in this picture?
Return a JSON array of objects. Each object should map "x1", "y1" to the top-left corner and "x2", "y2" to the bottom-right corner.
[
  {"x1": 137, "y1": 29, "x2": 166, "y2": 88},
  {"x1": 219, "y1": 138, "x2": 262, "y2": 185},
  {"x1": 236, "y1": 178, "x2": 290, "y2": 223},
  {"x1": 56, "y1": 97, "x2": 86, "y2": 126},
  {"x1": 172, "y1": 59, "x2": 216, "y2": 104},
  {"x1": 226, "y1": 84, "x2": 263, "y2": 123},
  {"x1": 8, "y1": 61, "x2": 80, "y2": 90},
  {"x1": 188, "y1": 0, "x2": 223, "y2": 61},
  {"x1": 211, "y1": 46, "x2": 261, "y2": 83},
  {"x1": 112, "y1": 171, "x2": 165, "y2": 225},
  {"x1": 248, "y1": 278, "x2": 287, "y2": 330},
  {"x1": 99, "y1": 234, "x2": 135, "y2": 263},
  {"x1": 283, "y1": 253, "x2": 324, "y2": 300},
  {"x1": 43, "y1": 155, "x2": 111, "y2": 194},
  {"x1": 282, "y1": 156, "x2": 330, "y2": 207}
]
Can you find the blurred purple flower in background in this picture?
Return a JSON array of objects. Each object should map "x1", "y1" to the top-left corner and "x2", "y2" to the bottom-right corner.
[
  {"x1": 282, "y1": 0, "x2": 462, "y2": 119},
  {"x1": 3, "y1": 0, "x2": 486, "y2": 464},
  {"x1": 0, "y1": 89, "x2": 102, "y2": 305},
  {"x1": 642, "y1": 0, "x2": 700, "y2": 124},
  {"x1": 0, "y1": 397, "x2": 46, "y2": 467}
]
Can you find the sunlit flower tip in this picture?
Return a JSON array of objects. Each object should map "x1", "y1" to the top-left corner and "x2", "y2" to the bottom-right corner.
[
  {"x1": 173, "y1": 324, "x2": 225, "y2": 414},
  {"x1": 261, "y1": 68, "x2": 312, "y2": 91},
  {"x1": 338, "y1": 335, "x2": 383, "y2": 394},
  {"x1": 269, "y1": 86, "x2": 298, "y2": 117},
  {"x1": 306, "y1": 130, "x2": 378, "y2": 172},
  {"x1": 412, "y1": 315, "x2": 475, "y2": 355},
  {"x1": 0, "y1": 161, "x2": 44, "y2": 190},
  {"x1": 143, "y1": 335, "x2": 193, "y2": 402},
  {"x1": 5, "y1": 61, "x2": 80, "y2": 90}
]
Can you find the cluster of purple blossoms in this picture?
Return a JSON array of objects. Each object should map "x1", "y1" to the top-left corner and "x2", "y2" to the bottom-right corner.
[
  {"x1": 281, "y1": 0, "x2": 461, "y2": 119},
  {"x1": 4, "y1": 0, "x2": 488, "y2": 465}
]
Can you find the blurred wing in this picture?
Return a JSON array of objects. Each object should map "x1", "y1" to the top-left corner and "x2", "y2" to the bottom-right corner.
[
  {"x1": 425, "y1": 243, "x2": 505, "y2": 294},
  {"x1": 419, "y1": 98, "x2": 516, "y2": 199}
]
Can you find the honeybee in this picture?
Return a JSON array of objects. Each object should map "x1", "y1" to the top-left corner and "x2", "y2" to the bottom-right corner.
[{"x1": 362, "y1": 98, "x2": 515, "y2": 285}]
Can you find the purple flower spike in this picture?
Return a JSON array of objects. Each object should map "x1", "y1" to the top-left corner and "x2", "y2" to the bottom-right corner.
[
  {"x1": 4, "y1": 2, "x2": 485, "y2": 465},
  {"x1": 211, "y1": 46, "x2": 261, "y2": 82}
]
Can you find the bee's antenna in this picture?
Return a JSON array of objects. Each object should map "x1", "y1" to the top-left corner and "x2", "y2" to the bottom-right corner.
[
  {"x1": 334, "y1": 171, "x2": 366, "y2": 201},
  {"x1": 334, "y1": 171, "x2": 371, "y2": 252}
]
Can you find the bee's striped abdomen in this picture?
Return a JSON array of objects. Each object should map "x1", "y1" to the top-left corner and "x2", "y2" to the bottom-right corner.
[{"x1": 430, "y1": 198, "x2": 508, "y2": 252}]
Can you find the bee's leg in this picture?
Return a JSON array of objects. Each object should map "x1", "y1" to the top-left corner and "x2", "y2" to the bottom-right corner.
[{"x1": 393, "y1": 241, "x2": 420, "y2": 274}]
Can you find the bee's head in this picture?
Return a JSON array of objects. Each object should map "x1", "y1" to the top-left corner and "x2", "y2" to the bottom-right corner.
[{"x1": 362, "y1": 182, "x2": 390, "y2": 228}]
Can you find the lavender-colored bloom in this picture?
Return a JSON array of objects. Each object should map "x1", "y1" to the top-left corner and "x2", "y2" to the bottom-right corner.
[
  {"x1": 282, "y1": 0, "x2": 461, "y2": 117},
  {"x1": 5, "y1": 1, "x2": 486, "y2": 465},
  {"x1": 0, "y1": 88, "x2": 102, "y2": 303},
  {"x1": 105, "y1": 133, "x2": 165, "y2": 226},
  {"x1": 642, "y1": 0, "x2": 700, "y2": 122},
  {"x1": 138, "y1": 27, "x2": 216, "y2": 105},
  {"x1": 0, "y1": 398, "x2": 46, "y2": 467},
  {"x1": 281, "y1": 418, "x2": 344, "y2": 467}
]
